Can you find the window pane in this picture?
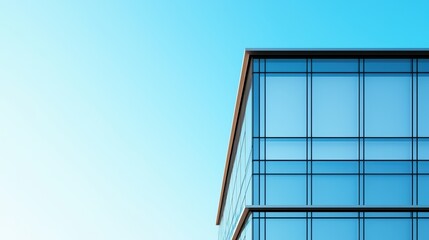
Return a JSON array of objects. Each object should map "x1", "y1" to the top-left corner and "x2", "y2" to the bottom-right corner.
[
  {"x1": 365, "y1": 212, "x2": 410, "y2": 218},
  {"x1": 313, "y1": 161, "x2": 358, "y2": 174},
  {"x1": 365, "y1": 139, "x2": 411, "y2": 160},
  {"x1": 313, "y1": 74, "x2": 358, "y2": 137},
  {"x1": 313, "y1": 219, "x2": 358, "y2": 240},
  {"x1": 365, "y1": 219, "x2": 411, "y2": 240},
  {"x1": 313, "y1": 175, "x2": 358, "y2": 205},
  {"x1": 312, "y1": 59, "x2": 358, "y2": 72},
  {"x1": 266, "y1": 74, "x2": 307, "y2": 137},
  {"x1": 253, "y1": 59, "x2": 260, "y2": 72},
  {"x1": 419, "y1": 175, "x2": 429, "y2": 205},
  {"x1": 365, "y1": 59, "x2": 411, "y2": 72},
  {"x1": 365, "y1": 161, "x2": 411, "y2": 174},
  {"x1": 419, "y1": 219, "x2": 429, "y2": 240},
  {"x1": 266, "y1": 59, "x2": 306, "y2": 72},
  {"x1": 266, "y1": 175, "x2": 306, "y2": 205},
  {"x1": 312, "y1": 138, "x2": 358, "y2": 160},
  {"x1": 265, "y1": 212, "x2": 306, "y2": 218},
  {"x1": 266, "y1": 219, "x2": 306, "y2": 240},
  {"x1": 365, "y1": 175, "x2": 411, "y2": 205},
  {"x1": 419, "y1": 75, "x2": 429, "y2": 136},
  {"x1": 419, "y1": 139, "x2": 429, "y2": 160},
  {"x1": 266, "y1": 138, "x2": 306, "y2": 160},
  {"x1": 312, "y1": 212, "x2": 358, "y2": 218},
  {"x1": 253, "y1": 73, "x2": 260, "y2": 137},
  {"x1": 365, "y1": 74, "x2": 411, "y2": 137},
  {"x1": 419, "y1": 161, "x2": 429, "y2": 173},
  {"x1": 419, "y1": 59, "x2": 429, "y2": 72},
  {"x1": 266, "y1": 161, "x2": 306, "y2": 174}
]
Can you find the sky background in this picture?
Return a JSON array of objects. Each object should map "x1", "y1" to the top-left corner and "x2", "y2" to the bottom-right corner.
[{"x1": 0, "y1": 0, "x2": 428, "y2": 239}]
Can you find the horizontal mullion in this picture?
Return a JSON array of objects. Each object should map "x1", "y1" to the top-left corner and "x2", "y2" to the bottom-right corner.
[
  {"x1": 253, "y1": 136, "x2": 427, "y2": 139},
  {"x1": 253, "y1": 71, "x2": 423, "y2": 74},
  {"x1": 262, "y1": 159, "x2": 416, "y2": 161},
  {"x1": 254, "y1": 173, "x2": 428, "y2": 176},
  {"x1": 247, "y1": 205, "x2": 429, "y2": 212},
  {"x1": 255, "y1": 216, "x2": 429, "y2": 219}
]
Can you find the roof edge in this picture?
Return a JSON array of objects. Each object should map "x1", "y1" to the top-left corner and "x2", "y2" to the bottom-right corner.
[{"x1": 216, "y1": 50, "x2": 251, "y2": 225}]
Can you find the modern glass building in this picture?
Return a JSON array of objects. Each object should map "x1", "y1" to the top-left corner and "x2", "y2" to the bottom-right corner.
[{"x1": 216, "y1": 50, "x2": 429, "y2": 240}]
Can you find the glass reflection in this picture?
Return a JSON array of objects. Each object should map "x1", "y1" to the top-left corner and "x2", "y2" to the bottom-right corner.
[{"x1": 365, "y1": 74, "x2": 411, "y2": 137}]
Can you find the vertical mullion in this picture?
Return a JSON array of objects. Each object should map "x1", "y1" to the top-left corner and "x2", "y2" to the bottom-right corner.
[
  {"x1": 264, "y1": 59, "x2": 267, "y2": 206},
  {"x1": 306, "y1": 58, "x2": 309, "y2": 206},
  {"x1": 361, "y1": 58, "x2": 366, "y2": 240},
  {"x1": 362, "y1": 58, "x2": 366, "y2": 206},
  {"x1": 310, "y1": 59, "x2": 313, "y2": 206},
  {"x1": 416, "y1": 59, "x2": 420, "y2": 206},
  {"x1": 358, "y1": 58, "x2": 361, "y2": 206},
  {"x1": 411, "y1": 59, "x2": 415, "y2": 206},
  {"x1": 358, "y1": 58, "x2": 363, "y2": 240}
]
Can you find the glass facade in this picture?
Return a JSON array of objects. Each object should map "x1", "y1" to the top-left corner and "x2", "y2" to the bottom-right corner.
[
  {"x1": 217, "y1": 52, "x2": 429, "y2": 240},
  {"x1": 218, "y1": 81, "x2": 253, "y2": 240}
]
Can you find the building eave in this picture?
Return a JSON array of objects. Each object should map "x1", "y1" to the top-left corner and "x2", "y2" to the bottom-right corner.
[{"x1": 216, "y1": 50, "x2": 251, "y2": 225}]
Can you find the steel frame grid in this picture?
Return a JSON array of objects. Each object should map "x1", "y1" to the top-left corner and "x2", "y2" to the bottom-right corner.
[
  {"x1": 218, "y1": 49, "x2": 428, "y2": 240},
  {"x1": 250, "y1": 57, "x2": 426, "y2": 240}
]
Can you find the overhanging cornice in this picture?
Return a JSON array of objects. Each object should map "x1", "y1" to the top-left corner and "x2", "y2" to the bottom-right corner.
[{"x1": 230, "y1": 205, "x2": 429, "y2": 240}]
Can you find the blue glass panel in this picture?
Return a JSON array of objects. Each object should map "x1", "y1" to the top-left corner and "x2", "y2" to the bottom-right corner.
[
  {"x1": 419, "y1": 75, "x2": 429, "y2": 136},
  {"x1": 253, "y1": 59, "x2": 260, "y2": 72},
  {"x1": 253, "y1": 161, "x2": 259, "y2": 173},
  {"x1": 419, "y1": 161, "x2": 429, "y2": 173},
  {"x1": 419, "y1": 139, "x2": 429, "y2": 160},
  {"x1": 419, "y1": 59, "x2": 429, "y2": 72},
  {"x1": 312, "y1": 212, "x2": 358, "y2": 217},
  {"x1": 365, "y1": 74, "x2": 411, "y2": 137},
  {"x1": 365, "y1": 161, "x2": 412, "y2": 173},
  {"x1": 365, "y1": 212, "x2": 410, "y2": 217},
  {"x1": 253, "y1": 218, "x2": 260, "y2": 239},
  {"x1": 419, "y1": 175, "x2": 429, "y2": 205},
  {"x1": 266, "y1": 219, "x2": 306, "y2": 240},
  {"x1": 312, "y1": 138, "x2": 358, "y2": 160},
  {"x1": 266, "y1": 74, "x2": 307, "y2": 137},
  {"x1": 365, "y1": 175, "x2": 411, "y2": 205},
  {"x1": 266, "y1": 161, "x2": 306, "y2": 174},
  {"x1": 313, "y1": 161, "x2": 358, "y2": 174},
  {"x1": 265, "y1": 138, "x2": 306, "y2": 160},
  {"x1": 313, "y1": 219, "x2": 358, "y2": 240},
  {"x1": 313, "y1": 175, "x2": 358, "y2": 205},
  {"x1": 253, "y1": 175, "x2": 260, "y2": 204},
  {"x1": 260, "y1": 59, "x2": 265, "y2": 72},
  {"x1": 313, "y1": 74, "x2": 358, "y2": 137},
  {"x1": 266, "y1": 175, "x2": 306, "y2": 205},
  {"x1": 419, "y1": 219, "x2": 429, "y2": 240},
  {"x1": 253, "y1": 73, "x2": 260, "y2": 137},
  {"x1": 259, "y1": 75, "x2": 265, "y2": 137},
  {"x1": 365, "y1": 139, "x2": 411, "y2": 160},
  {"x1": 365, "y1": 59, "x2": 412, "y2": 72},
  {"x1": 312, "y1": 59, "x2": 358, "y2": 72},
  {"x1": 260, "y1": 139, "x2": 265, "y2": 160},
  {"x1": 366, "y1": 219, "x2": 411, "y2": 240},
  {"x1": 420, "y1": 212, "x2": 429, "y2": 217},
  {"x1": 265, "y1": 212, "x2": 306, "y2": 218},
  {"x1": 266, "y1": 59, "x2": 306, "y2": 72},
  {"x1": 245, "y1": 179, "x2": 252, "y2": 205}
]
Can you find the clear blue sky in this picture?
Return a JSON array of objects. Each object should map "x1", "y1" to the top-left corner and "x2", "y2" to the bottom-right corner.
[{"x1": 0, "y1": 0, "x2": 428, "y2": 239}]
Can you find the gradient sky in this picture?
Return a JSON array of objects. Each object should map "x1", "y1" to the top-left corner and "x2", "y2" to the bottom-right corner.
[{"x1": 0, "y1": 0, "x2": 428, "y2": 239}]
